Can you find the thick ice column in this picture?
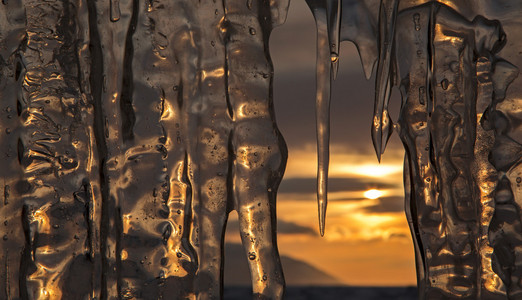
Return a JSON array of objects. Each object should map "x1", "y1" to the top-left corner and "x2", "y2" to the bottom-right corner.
[
  {"x1": 225, "y1": 1, "x2": 288, "y2": 298},
  {"x1": 393, "y1": 3, "x2": 518, "y2": 298},
  {"x1": 0, "y1": 0, "x2": 290, "y2": 299},
  {"x1": 14, "y1": 0, "x2": 100, "y2": 298}
]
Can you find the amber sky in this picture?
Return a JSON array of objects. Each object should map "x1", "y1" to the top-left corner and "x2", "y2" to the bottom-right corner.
[{"x1": 226, "y1": 1, "x2": 416, "y2": 286}]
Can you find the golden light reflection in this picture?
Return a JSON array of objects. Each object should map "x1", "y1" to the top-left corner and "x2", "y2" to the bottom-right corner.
[
  {"x1": 160, "y1": 100, "x2": 173, "y2": 121},
  {"x1": 123, "y1": 214, "x2": 132, "y2": 234},
  {"x1": 201, "y1": 67, "x2": 225, "y2": 81},
  {"x1": 38, "y1": 282, "x2": 62, "y2": 300},
  {"x1": 111, "y1": 92, "x2": 118, "y2": 103},
  {"x1": 121, "y1": 249, "x2": 128, "y2": 260},
  {"x1": 33, "y1": 205, "x2": 52, "y2": 234}
]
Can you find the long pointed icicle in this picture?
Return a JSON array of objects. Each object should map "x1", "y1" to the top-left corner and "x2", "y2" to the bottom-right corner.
[
  {"x1": 306, "y1": 0, "x2": 341, "y2": 236},
  {"x1": 372, "y1": 0, "x2": 399, "y2": 162}
]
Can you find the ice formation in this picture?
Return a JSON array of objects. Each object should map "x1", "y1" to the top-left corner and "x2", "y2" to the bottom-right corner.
[
  {"x1": 0, "y1": 0, "x2": 290, "y2": 299},
  {"x1": 2, "y1": 0, "x2": 522, "y2": 299},
  {"x1": 306, "y1": 0, "x2": 522, "y2": 298}
]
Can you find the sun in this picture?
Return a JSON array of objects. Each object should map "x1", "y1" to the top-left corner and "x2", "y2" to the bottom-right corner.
[{"x1": 364, "y1": 189, "x2": 384, "y2": 199}]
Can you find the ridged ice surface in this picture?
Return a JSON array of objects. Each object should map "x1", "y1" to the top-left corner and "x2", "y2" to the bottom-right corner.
[
  {"x1": 0, "y1": 0, "x2": 290, "y2": 299},
  {"x1": 306, "y1": 0, "x2": 522, "y2": 299}
]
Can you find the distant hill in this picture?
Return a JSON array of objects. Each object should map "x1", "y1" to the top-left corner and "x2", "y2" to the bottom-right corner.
[{"x1": 224, "y1": 243, "x2": 341, "y2": 286}]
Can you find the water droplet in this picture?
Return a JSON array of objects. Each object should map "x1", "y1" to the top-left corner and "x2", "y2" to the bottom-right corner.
[
  {"x1": 413, "y1": 13, "x2": 421, "y2": 31},
  {"x1": 248, "y1": 252, "x2": 256, "y2": 260},
  {"x1": 176, "y1": 252, "x2": 182, "y2": 258},
  {"x1": 441, "y1": 79, "x2": 449, "y2": 90},
  {"x1": 5, "y1": 128, "x2": 10, "y2": 134},
  {"x1": 249, "y1": 28, "x2": 256, "y2": 35},
  {"x1": 262, "y1": 275, "x2": 267, "y2": 281},
  {"x1": 161, "y1": 258, "x2": 168, "y2": 266},
  {"x1": 2, "y1": 235, "x2": 7, "y2": 241},
  {"x1": 211, "y1": 41, "x2": 215, "y2": 47},
  {"x1": 246, "y1": 0, "x2": 253, "y2": 9},
  {"x1": 330, "y1": 53, "x2": 339, "y2": 63},
  {"x1": 110, "y1": 0, "x2": 121, "y2": 22},
  {"x1": 517, "y1": 177, "x2": 521, "y2": 184}
]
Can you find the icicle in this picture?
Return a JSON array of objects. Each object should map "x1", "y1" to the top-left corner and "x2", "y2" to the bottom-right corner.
[
  {"x1": 339, "y1": 0, "x2": 378, "y2": 81},
  {"x1": 306, "y1": 0, "x2": 341, "y2": 236},
  {"x1": 372, "y1": 0, "x2": 399, "y2": 162}
]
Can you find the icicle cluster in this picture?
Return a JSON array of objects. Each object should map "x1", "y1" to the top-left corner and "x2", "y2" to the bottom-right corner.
[
  {"x1": 0, "y1": 0, "x2": 290, "y2": 299},
  {"x1": 306, "y1": 0, "x2": 522, "y2": 299}
]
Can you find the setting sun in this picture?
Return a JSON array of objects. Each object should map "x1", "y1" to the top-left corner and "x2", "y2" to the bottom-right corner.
[{"x1": 364, "y1": 189, "x2": 384, "y2": 199}]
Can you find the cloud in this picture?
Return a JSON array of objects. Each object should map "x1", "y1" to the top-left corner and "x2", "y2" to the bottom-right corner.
[
  {"x1": 278, "y1": 177, "x2": 399, "y2": 195},
  {"x1": 278, "y1": 219, "x2": 318, "y2": 236},
  {"x1": 362, "y1": 196, "x2": 405, "y2": 213},
  {"x1": 388, "y1": 232, "x2": 410, "y2": 240},
  {"x1": 226, "y1": 218, "x2": 317, "y2": 236}
]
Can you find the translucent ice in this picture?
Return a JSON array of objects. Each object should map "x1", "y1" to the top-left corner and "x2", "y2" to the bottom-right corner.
[
  {"x1": 307, "y1": 0, "x2": 522, "y2": 299},
  {"x1": 305, "y1": 0, "x2": 380, "y2": 236},
  {"x1": 0, "y1": 0, "x2": 289, "y2": 299}
]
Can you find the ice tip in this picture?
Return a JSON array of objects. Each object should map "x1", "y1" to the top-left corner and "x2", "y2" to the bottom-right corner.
[
  {"x1": 371, "y1": 129, "x2": 383, "y2": 162},
  {"x1": 318, "y1": 196, "x2": 327, "y2": 237}
]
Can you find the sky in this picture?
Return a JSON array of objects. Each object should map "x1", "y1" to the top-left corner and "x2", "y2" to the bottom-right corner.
[{"x1": 225, "y1": 1, "x2": 417, "y2": 287}]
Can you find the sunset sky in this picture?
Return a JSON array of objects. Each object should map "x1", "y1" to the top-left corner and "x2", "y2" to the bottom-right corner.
[{"x1": 225, "y1": 1, "x2": 417, "y2": 287}]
